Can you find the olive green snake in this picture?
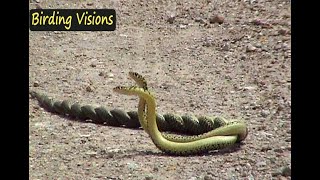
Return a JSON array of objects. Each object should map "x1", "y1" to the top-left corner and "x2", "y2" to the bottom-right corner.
[
  {"x1": 128, "y1": 72, "x2": 247, "y2": 143},
  {"x1": 30, "y1": 72, "x2": 248, "y2": 155},
  {"x1": 113, "y1": 72, "x2": 247, "y2": 155}
]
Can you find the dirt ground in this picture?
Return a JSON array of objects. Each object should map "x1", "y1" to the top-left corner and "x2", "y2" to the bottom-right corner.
[{"x1": 29, "y1": 0, "x2": 291, "y2": 179}]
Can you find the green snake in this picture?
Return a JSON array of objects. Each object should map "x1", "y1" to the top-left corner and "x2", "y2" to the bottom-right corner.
[
  {"x1": 128, "y1": 72, "x2": 247, "y2": 143},
  {"x1": 113, "y1": 85, "x2": 245, "y2": 155},
  {"x1": 113, "y1": 72, "x2": 248, "y2": 155}
]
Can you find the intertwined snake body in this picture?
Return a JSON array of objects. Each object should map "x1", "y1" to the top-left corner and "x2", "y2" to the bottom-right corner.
[
  {"x1": 113, "y1": 86, "x2": 241, "y2": 155},
  {"x1": 113, "y1": 72, "x2": 248, "y2": 155},
  {"x1": 30, "y1": 72, "x2": 248, "y2": 155},
  {"x1": 30, "y1": 91, "x2": 230, "y2": 135},
  {"x1": 129, "y1": 72, "x2": 247, "y2": 143}
]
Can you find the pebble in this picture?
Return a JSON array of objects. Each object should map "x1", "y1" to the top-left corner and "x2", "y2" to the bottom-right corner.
[
  {"x1": 221, "y1": 43, "x2": 230, "y2": 51},
  {"x1": 246, "y1": 44, "x2": 257, "y2": 52},
  {"x1": 179, "y1": 24, "x2": 187, "y2": 29},
  {"x1": 167, "y1": 15, "x2": 175, "y2": 24},
  {"x1": 240, "y1": 55, "x2": 247, "y2": 60},
  {"x1": 85, "y1": 150, "x2": 97, "y2": 156},
  {"x1": 209, "y1": 14, "x2": 225, "y2": 24},
  {"x1": 243, "y1": 86, "x2": 256, "y2": 90},
  {"x1": 33, "y1": 81, "x2": 40, "y2": 87},
  {"x1": 107, "y1": 73, "x2": 114, "y2": 78},
  {"x1": 86, "y1": 86, "x2": 94, "y2": 92},
  {"x1": 66, "y1": 66, "x2": 75, "y2": 70},
  {"x1": 203, "y1": 38, "x2": 213, "y2": 47},
  {"x1": 99, "y1": 72, "x2": 105, "y2": 77},
  {"x1": 261, "y1": 110, "x2": 270, "y2": 117},
  {"x1": 144, "y1": 174, "x2": 153, "y2": 180}
]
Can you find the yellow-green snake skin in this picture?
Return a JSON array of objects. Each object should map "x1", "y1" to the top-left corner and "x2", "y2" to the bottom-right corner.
[
  {"x1": 113, "y1": 85, "x2": 245, "y2": 155},
  {"x1": 128, "y1": 72, "x2": 247, "y2": 143}
]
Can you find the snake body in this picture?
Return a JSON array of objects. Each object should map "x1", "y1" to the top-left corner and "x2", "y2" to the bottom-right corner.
[
  {"x1": 113, "y1": 86, "x2": 241, "y2": 155},
  {"x1": 30, "y1": 72, "x2": 248, "y2": 155},
  {"x1": 30, "y1": 91, "x2": 232, "y2": 135},
  {"x1": 128, "y1": 72, "x2": 247, "y2": 143}
]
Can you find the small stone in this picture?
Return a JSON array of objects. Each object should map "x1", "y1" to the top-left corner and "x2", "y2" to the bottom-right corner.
[
  {"x1": 33, "y1": 81, "x2": 40, "y2": 87},
  {"x1": 243, "y1": 86, "x2": 256, "y2": 90},
  {"x1": 179, "y1": 24, "x2": 187, "y2": 29},
  {"x1": 240, "y1": 55, "x2": 247, "y2": 60},
  {"x1": 167, "y1": 15, "x2": 175, "y2": 24},
  {"x1": 90, "y1": 63, "x2": 97, "y2": 67},
  {"x1": 203, "y1": 37, "x2": 213, "y2": 47},
  {"x1": 107, "y1": 73, "x2": 114, "y2": 78},
  {"x1": 87, "y1": 2, "x2": 94, "y2": 6},
  {"x1": 66, "y1": 66, "x2": 75, "y2": 70},
  {"x1": 86, "y1": 86, "x2": 94, "y2": 92},
  {"x1": 144, "y1": 174, "x2": 153, "y2": 180},
  {"x1": 255, "y1": 42, "x2": 262, "y2": 48},
  {"x1": 209, "y1": 14, "x2": 225, "y2": 24},
  {"x1": 261, "y1": 110, "x2": 270, "y2": 117},
  {"x1": 221, "y1": 43, "x2": 230, "y2": 51},
  {"x1": 85, "y1": 150, "x2": 97, "y2": 156},
  {"x1": 99, "y1": 72, "x2": 105, "y2": 77},
  {"x1": 246, "y1": 44, "x2": 257, "y2": 52}
]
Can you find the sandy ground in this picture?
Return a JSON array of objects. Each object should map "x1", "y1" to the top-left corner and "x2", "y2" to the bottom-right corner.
[{"x1": 29, "y1": 0, "x2": 291, "y2": 179}]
